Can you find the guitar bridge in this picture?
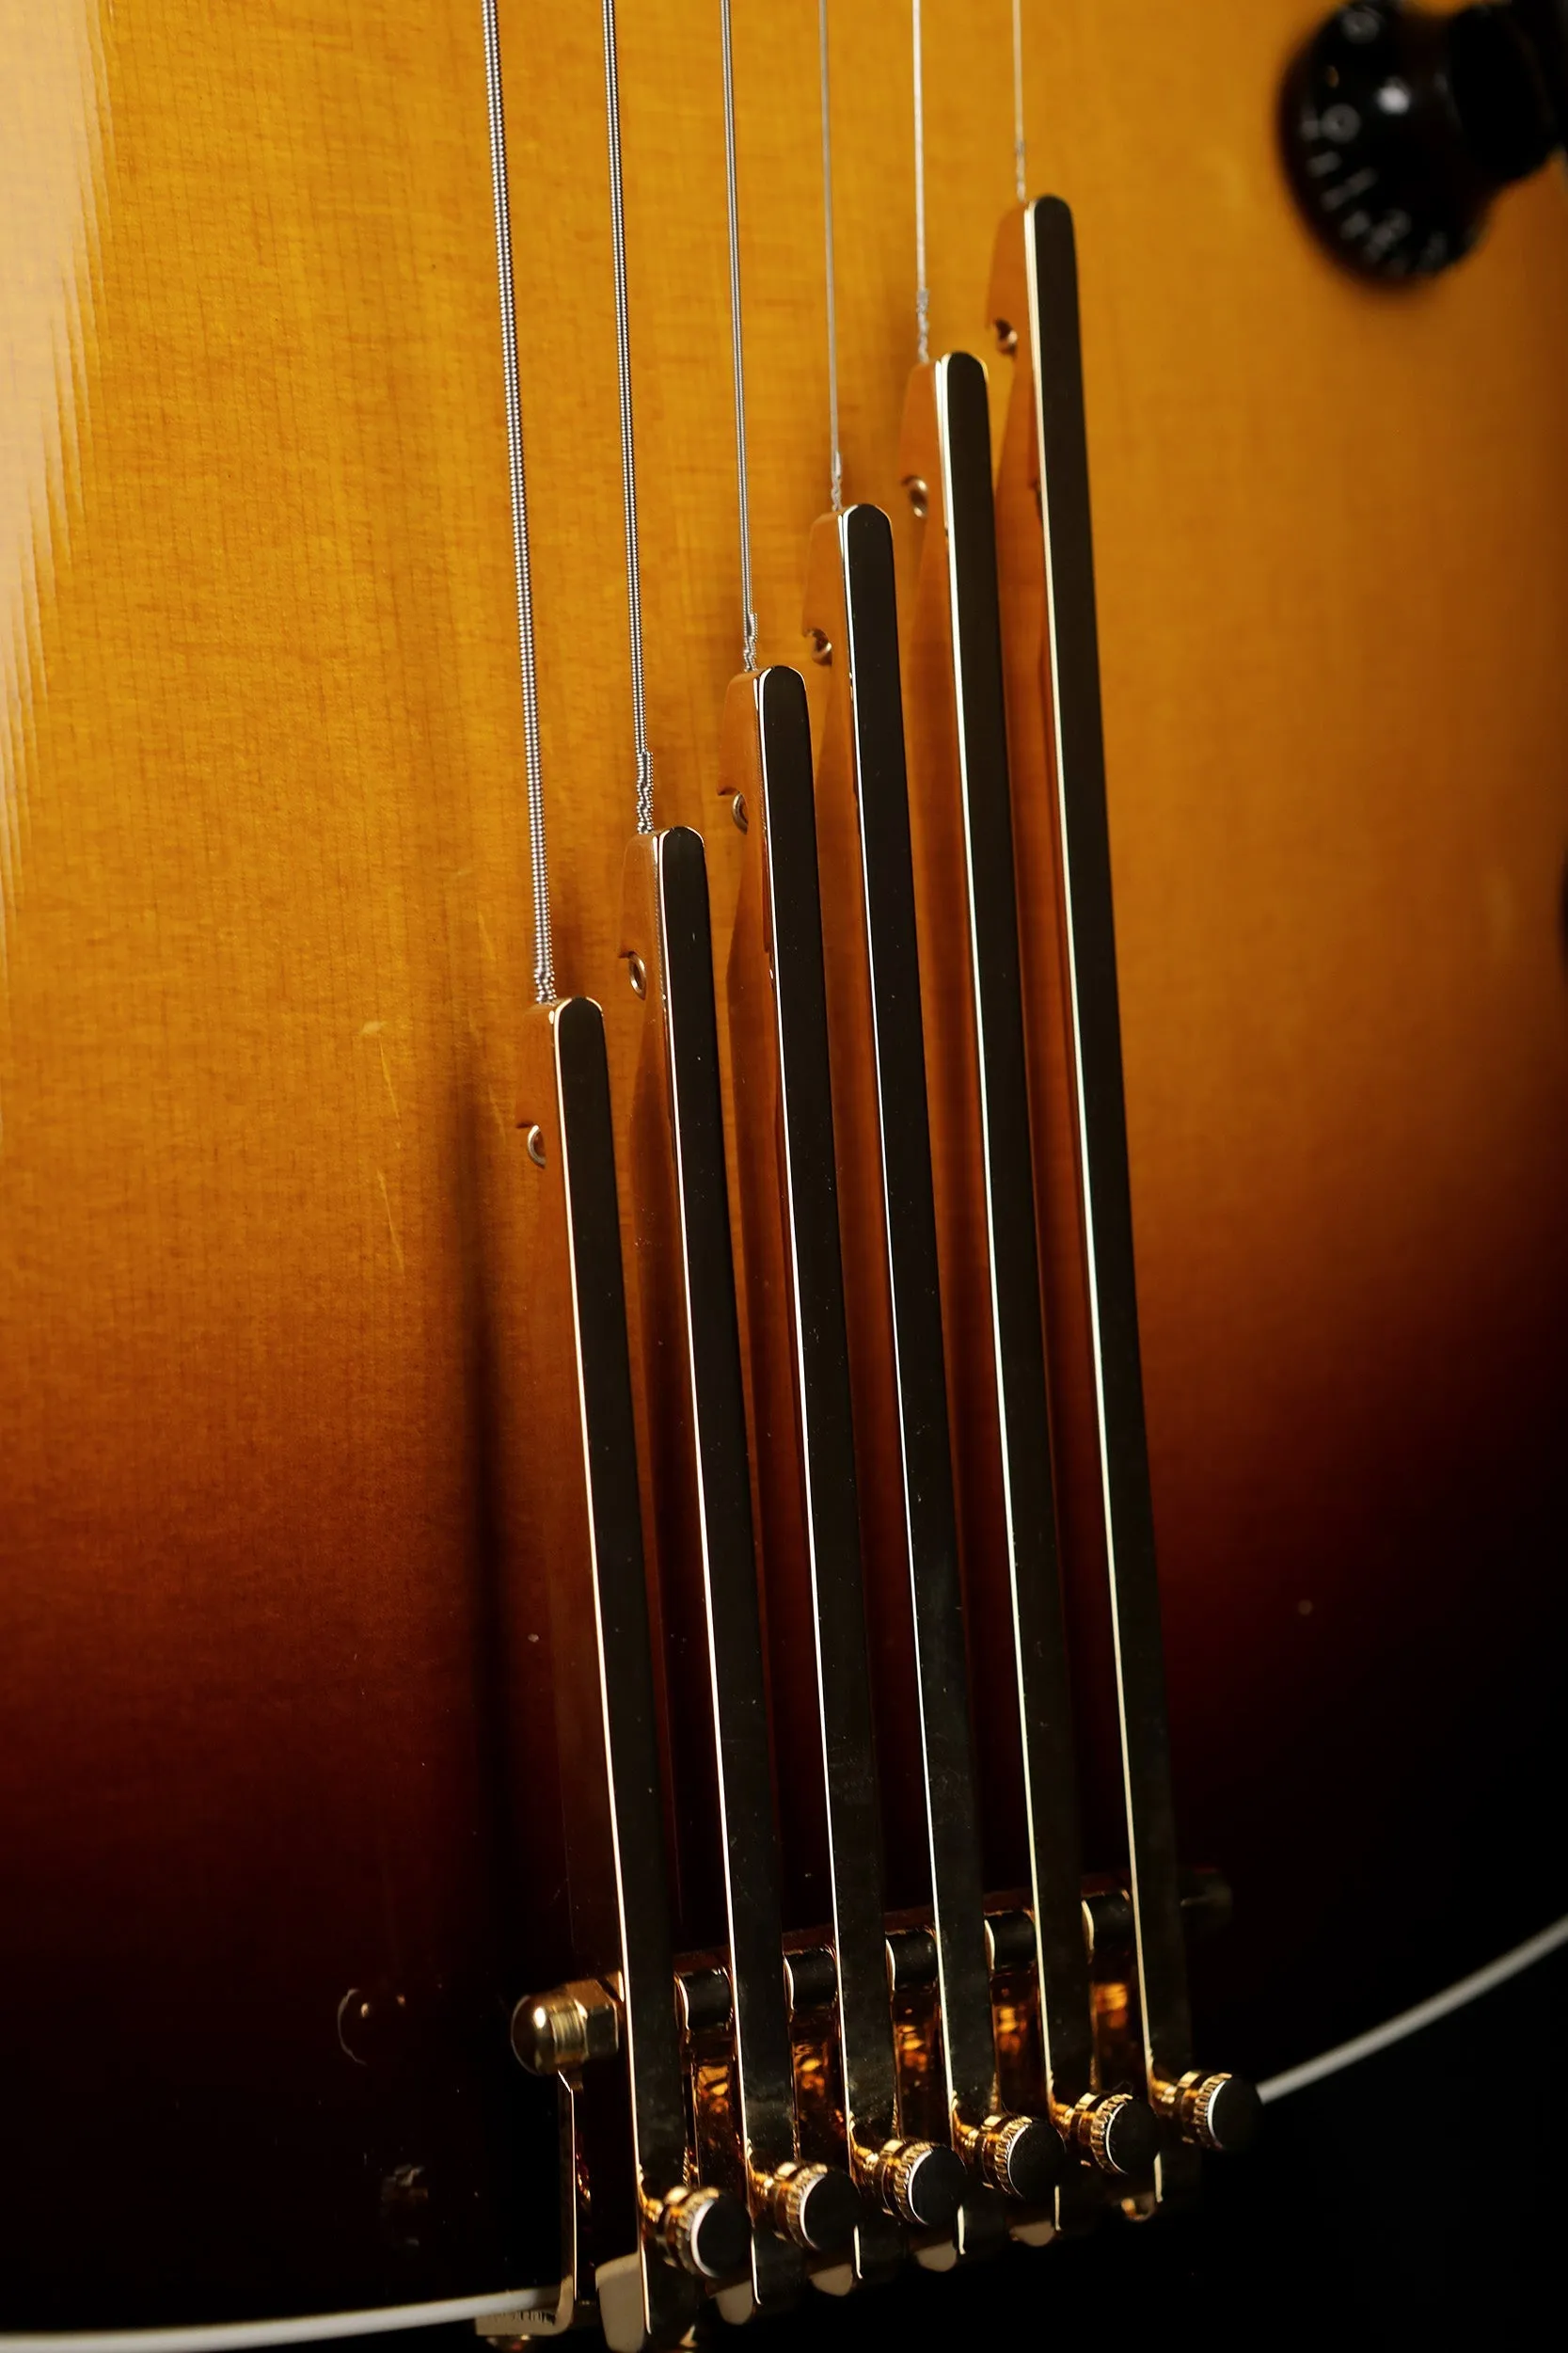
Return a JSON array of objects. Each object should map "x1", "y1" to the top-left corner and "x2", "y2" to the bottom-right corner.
[
  {"x1": 499, "y1": 194, "x2": 1256, "y2": 2352},
  {"x1": 500, "y1": 1869, "x2": 1243, "y2": 2343}
]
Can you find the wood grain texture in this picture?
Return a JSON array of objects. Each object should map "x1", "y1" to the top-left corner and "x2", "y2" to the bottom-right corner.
[{"x1": 1, "y1": 0, "x2": 1566, "y2": 2322}]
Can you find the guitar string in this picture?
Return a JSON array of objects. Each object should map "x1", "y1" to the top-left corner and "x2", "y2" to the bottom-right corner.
[
  {"x1": 1012, "y1": 0, "x2": 1027, "y2": 201},
  {"x1": 911, "y1": 0, "x2": 929, "y2": 361},
  {"x1": 481, "y1": 0, "x2": 557, "y2": 1005},
  {"x1": 601, "y1": 0, "x2": 654, "y2": 833},
  {"x1": 720, "y1": 0, "x2": 758, "y2": 674},
  {"x1": 818, "y1": 0, "x2": 844, "y2": 515}
]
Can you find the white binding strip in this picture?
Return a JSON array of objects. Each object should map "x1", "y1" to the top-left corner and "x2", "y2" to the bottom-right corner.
[
  {"x1": 1259, "y1": 1913, "x2": 1568, "y2": 2104},
  {"x1": 0, "y1": 2287, "x2": 547, "y2": 2353}
]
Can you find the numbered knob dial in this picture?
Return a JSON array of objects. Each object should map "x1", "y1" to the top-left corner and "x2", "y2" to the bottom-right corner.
[{"x1": 1281, "y1": 3, "x2": 1567, "y2": 279}]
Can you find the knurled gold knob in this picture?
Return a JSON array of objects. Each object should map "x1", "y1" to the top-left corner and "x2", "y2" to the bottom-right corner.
[
  {"x1": 766, "y1": 2161, "x2": 863, "y2": 2252},
  {"x1": 653, "y1": 2185, "x2": 752, "y2": 2281},
  {"x1": 1157, "y1": 2069, "x2": 1261, "y2": 2154},
  {"x1": 871, "y1": 2137, "x2": 966, "y2": 2231},
  {"x1": 970, "y1": 2112, "x2": 1067, "y2": 2202},
  {"x1": 1058, "y1": 2090, "x2": 1159, "y2": 2177},
  {"x1": 1088, "y1": 2092, "x2": 1157, "y2": 2176}
]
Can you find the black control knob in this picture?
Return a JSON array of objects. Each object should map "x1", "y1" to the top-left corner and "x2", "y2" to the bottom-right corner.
[{"x1": 1281, "y1": 3, "x2": 1568, "y2": 279}]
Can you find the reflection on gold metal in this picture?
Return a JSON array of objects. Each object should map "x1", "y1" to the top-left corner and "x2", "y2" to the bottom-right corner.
[
  {"x1": 784, "y1": 1946, "x2": 845, "y2": 2170},
  {"x1": 511, "y1": 1979, "x2": 620, "y2": 2078},
  {"x1": 1091, "y1": 1976, "x2": 1132, "y2": 2060},
  {"x1": 677, "y1": 1962, "x2": 743, "y2": 2204},
  {"x1": 985, "y1": 1909, "x2": 1044, "y2": 2126},
  {"x1": 885, "y1": 1927, "x2": 945, "y2": 2155}
]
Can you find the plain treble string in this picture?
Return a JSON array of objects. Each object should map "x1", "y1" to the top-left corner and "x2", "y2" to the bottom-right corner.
[
  {"x1": 1012, "y1": 0, "x2": 1027, "y2": 203},
  {"x1": 481, "y1": 0, "x2": 557, "y2": 1006},
  {"x1": 720, "y1": 0, "x2": 758, "y2": 674},
  {"x1": 819, "y1": 0, "x2": 844, "y2": 514},
  {"x1": 911, "y1": 0, "x2": 930, "y2": 362},
  {"x1": 601, "y1": 0, "x2": 655, "y2": 834}
]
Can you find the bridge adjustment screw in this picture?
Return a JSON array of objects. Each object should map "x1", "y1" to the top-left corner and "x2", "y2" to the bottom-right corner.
[
  {"x1": 1058, "y1": 2090, "x2": 1159, "y2": 2177},
  {"x1": 872, "y1": 2137, "x2": 966, "y2": 2231},
  {"x1": 768, "y1": 2160, "x2": 863, "y2": 2252},
  {"x1": 972, "y1": 2112, "x2": 1067, "y2": 2202},
  {"x1": 1156, "y1": 2068, "x2": 1262, "y2": 2154},
  {"x1": 1089, "y1": 2092, "x2": 1158, "y2": 2176},
  {"x1": 655, "y1": 2185, "x2": 752, "y2": 2281}
]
